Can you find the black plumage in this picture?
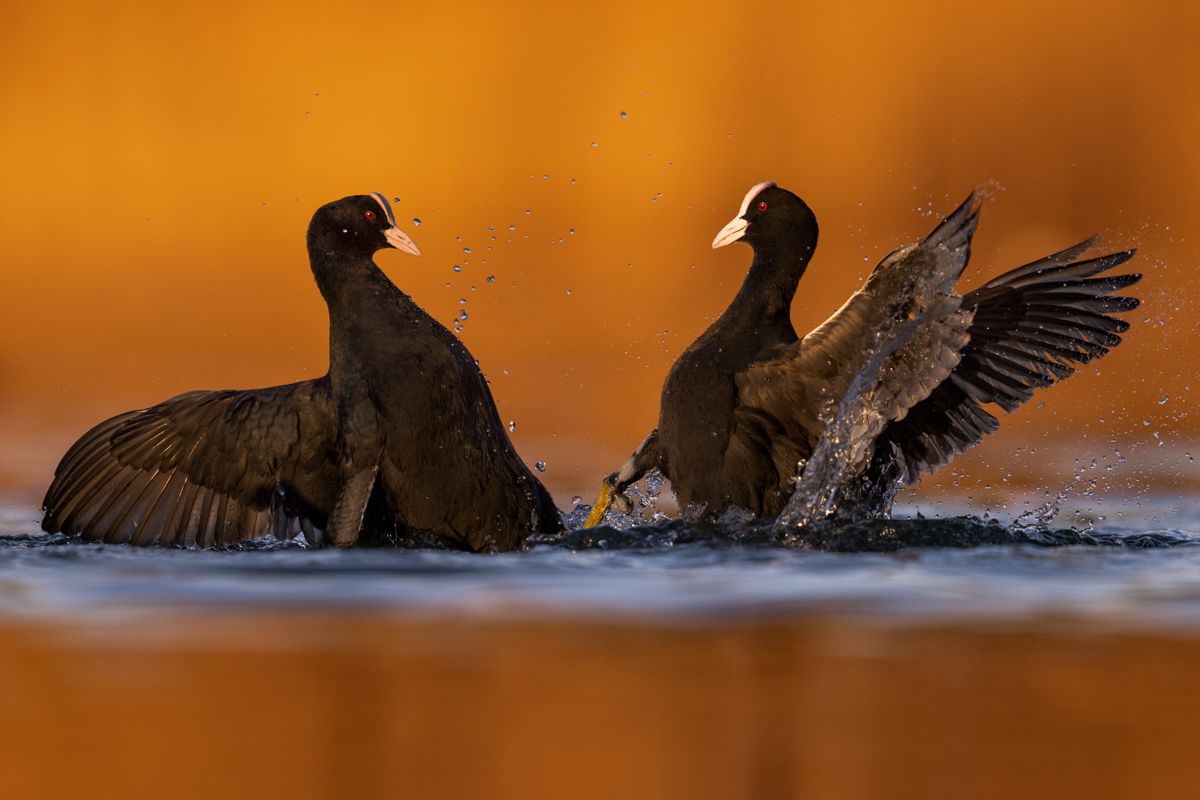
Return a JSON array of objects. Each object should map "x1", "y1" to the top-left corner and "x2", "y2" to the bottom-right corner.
[
  {"x1": 587, "y1": 183, "x2": 1140, "y2": 524},
  {"x1": 43, "y1": 193, "x2": 561, "y2": 550}
]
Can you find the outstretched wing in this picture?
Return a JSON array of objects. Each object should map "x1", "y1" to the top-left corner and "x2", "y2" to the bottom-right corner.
[
  {"x1": 42, "y1": 379, "x2": 339, "y2": 547},
  {"x1": 736, "y1": 193, "x2": 983, "y2": 473},
  {"x1": 875, "y1": 239, "x2": 1141, "y2": 482}
]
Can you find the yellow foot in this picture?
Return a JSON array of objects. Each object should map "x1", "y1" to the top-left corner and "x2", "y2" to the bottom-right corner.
[{"x1": 583, "y1": 482, "x2": 615, "y2": 528}]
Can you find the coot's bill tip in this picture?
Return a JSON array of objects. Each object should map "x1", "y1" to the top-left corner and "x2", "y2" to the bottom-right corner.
[
  {"x1": 712, "y1": 216, "x2": 748, "y2": 249},
  {"x1": 385, "y1": 226, "x2": 421, "y2": 256}
]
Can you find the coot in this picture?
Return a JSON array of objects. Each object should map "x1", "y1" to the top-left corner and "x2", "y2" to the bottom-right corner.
[
  {"x1": 43, "y1": 193, "x2": 561, "y2": 550},
  {"x1": 587, "y1": 183, "x2": 1140, "y2": 525}
]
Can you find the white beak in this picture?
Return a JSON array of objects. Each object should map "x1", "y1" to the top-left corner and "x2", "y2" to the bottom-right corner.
[
  {"x1": 385, "y1": 226, "x2": 421, "y2": 256},
  {"x1": 712, "y1": 216, "x2": 749, "y2": 249}
]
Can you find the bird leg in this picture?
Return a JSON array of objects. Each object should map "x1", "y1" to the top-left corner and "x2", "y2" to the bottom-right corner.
[
  {"x1": 584, "y1": 430, "x2": 660, "y2": 527},
  {"x1": 327, "y1": 464, "x2": 379, "y2": 547}
]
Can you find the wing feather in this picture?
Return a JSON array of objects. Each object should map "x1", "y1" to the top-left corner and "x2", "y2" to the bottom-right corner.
[
  {"x1": 729, "y1": 194, "x2": 1140, "y2": 512},
  {"x1": 739, "y1": 192, "x2": 983, "y2": 483},
  {"x1": 876, "y1": 243, "x2": 1139, "y2": 480},
  {"x1": 42, "y1": 379, "x2": 338, "y2": 548}
]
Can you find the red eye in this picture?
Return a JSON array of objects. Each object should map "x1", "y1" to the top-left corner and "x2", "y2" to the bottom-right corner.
[
  {"x1": 364, "y1": 210, "x2": 377, "y2": 222},
  {"x1": 757, "y1": 201, "x2": 768, "y2": 212}
]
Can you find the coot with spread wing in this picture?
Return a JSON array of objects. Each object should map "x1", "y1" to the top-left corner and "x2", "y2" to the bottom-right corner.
[
  {"x1": 587, "y1": 183, "x2": 1140, "y2": 525},
  {"x1": 43, "y1": 193, "x2": 561, "y2": 549}
]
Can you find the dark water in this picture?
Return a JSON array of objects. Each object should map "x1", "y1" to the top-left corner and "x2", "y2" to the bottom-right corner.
[
  {"x1": 3, "y1": 495, "x2": 1200, "y2": 631},
  {"x1": 6, "y1": 494, "x2": 1200, "y2": 800}
]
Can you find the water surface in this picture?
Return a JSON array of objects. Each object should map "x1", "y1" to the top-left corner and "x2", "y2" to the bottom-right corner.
[
  {"x1": 3, "y1": 495, "x2": 1199, "y2": 632},
  {"x1": 5, "y1": 493, "x2": 1200, "y2": 799}
]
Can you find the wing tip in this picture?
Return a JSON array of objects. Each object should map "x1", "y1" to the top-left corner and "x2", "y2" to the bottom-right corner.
[{"x1": 923, "y1": 189, "x2": 984, "y2": 251}]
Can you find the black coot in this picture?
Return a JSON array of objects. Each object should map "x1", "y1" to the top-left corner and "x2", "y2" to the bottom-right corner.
[
  {"x1": 587, "y1": 182, "x2": 1140, "y2": 524},
  {"x1": 43, "y1": 193, "x2": 561, "y2": 550}
]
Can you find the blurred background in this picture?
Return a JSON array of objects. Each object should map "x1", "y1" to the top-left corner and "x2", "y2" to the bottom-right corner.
[
  {"x1": 2, "y1": 0, "x2": 1197, "y2": 513},
  {"x1": 2, "y1": 1, "x2": 1200, "y2": 797}
]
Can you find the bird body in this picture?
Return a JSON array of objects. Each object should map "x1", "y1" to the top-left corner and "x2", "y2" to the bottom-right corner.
[
  {"x1": 328, "y1": 270, "x2": 557, "y2": 550},
  {"x1": 658, "y1": 265, "x2": 803, "y2": 515},
  {"x1": 587, "y1": 183, "x2": 1140, "y2": 525},
  {"x1": 43, "y1": 194, "x2": 560, "y2": 550}
]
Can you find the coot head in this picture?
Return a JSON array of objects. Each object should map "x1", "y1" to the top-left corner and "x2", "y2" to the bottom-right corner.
[
  {"x1": 309, "y1": 193, "x2": 421, "y2": 257},
  {"x1": 712, "y1": 181, "x2": 818, "y2": 253}
]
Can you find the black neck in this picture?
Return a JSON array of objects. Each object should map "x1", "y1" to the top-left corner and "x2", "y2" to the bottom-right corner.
[
  {"x1": 307, "y1": 227, "x2": 383, "y2": 305},
  {"x1": 725, "y1": 219, "x2": 818, "y2": 326}
]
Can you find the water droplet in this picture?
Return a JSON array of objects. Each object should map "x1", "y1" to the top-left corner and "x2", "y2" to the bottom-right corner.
[
  {"x1": 508, "y1": 421, "x2": 517, "y2": 432},
  {"x1": 535, "y1": 461, "x2": 547, "y2": 473},
  {"x1": 459, "y1": 310, "x2": 468, "y2": 321},
  {"x1": 569, "y1": 178, "x2": 576, "y2": 185},
  {"x1": 591, "y1": 141, "x2": 598, "y2": 148},
  {"x1": 1159, "y1": 395, "x2": 1169, "y2": 405},
  {"x1": 463, "y1": 247, "x2": 472, "y2": 254},
  {"x1": 486, "y1": 275, "x2": 496, "y2": 283},
  {"x1": 569, "y1": 228, "x2": 575, "y2": 235},
  {"x1": 525, "y1": 209, "x2": 532, "y2": 216},
  {"x1": 508, "y1": 224, "x2": 516, "y2": 231},
  {"x1": 487, "y1": 225, "x2": 495, "y2": 232},
  {"x1": 459, "y1": 297, "x2": 467, "y2": 304},
  {"x1": 412, "y1": 218, "x2": 422, "y2": 226},
  {"x1": 542, "y1": 174, "x2": 549, "y2": 181},
  {"x1": 566, "y1": 288, "x2": 573, "y2": 296},
  {"x1": 619, "y1": 111, "x2": 628, "y2": 120},
  {"x1": 392, "y1": 197, "x2": 400, "y2": 204},
  {"x1": 572, "y1": 496, "x2": 583, "y2": 506},
  {"x1": 453, "y1": 264, "x2": 462, "y2": 273}
]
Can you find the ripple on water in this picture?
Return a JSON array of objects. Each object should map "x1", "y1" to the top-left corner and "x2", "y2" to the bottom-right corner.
[{"x1": 3, "y1": 498, "x2": 1200, "y2": 630}]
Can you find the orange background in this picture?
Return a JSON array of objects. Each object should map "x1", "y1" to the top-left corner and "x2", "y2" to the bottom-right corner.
[{"x1": 1, "y1": 0, "x2": 1196, "y2": 505}]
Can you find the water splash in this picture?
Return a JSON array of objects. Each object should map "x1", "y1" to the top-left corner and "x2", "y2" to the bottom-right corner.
[
  {"x1": 1014, "y1": 458, "x2": 1102, "y2": 531},
  {"x1": 777, "y1": 324, "x2": 907, "y2": 529},
  {"x1": 778, "y1": 239, "x2": 971, "y2": 531},
  {"x1": 568, "y1": 469, "x2": 673, "y2": 531}
]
